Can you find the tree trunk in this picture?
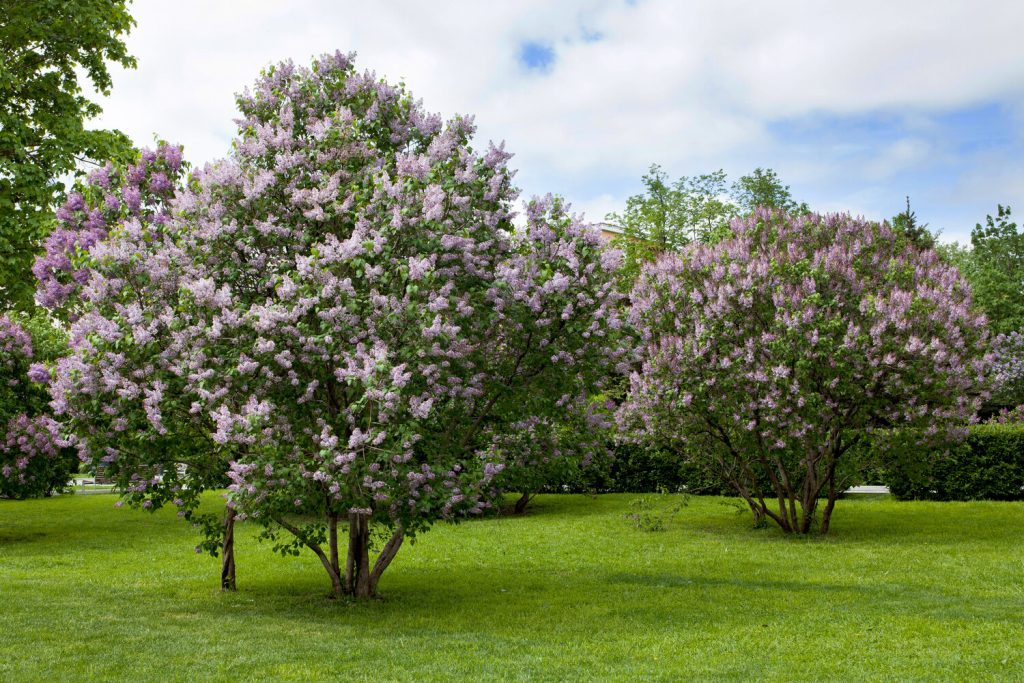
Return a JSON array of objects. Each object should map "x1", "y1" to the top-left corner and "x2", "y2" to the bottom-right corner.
[
  {"x1": 326, "y1": 559, "x2": 344, "y2": 599},
  {"x1": 274, "y1": 515, "x2": 343, "y2": 599},
  {"x1": 221, "y1": 507, "x2": 236, "y2": 591},
  {"x1": 346, "y1": 511, "x2": 373, "y2": 599},
  {"x1": 744, "y1": 497, "x2": 767, "y2": 528},
  {"x1": 798, "y1": 496, "x2": 818, "y2": 534},
  {"x1": 820, "y1": 476, "x2": 839, "y2": 535},
  {"x1": 345, "y1": 512, "x2": 358, "y2": 595},
  {"x1": 368, "y1": 526, "x2": 405, "y2": 596},
  {"x1": 355, "y1": 514, "x2": 371, "y2": 598},
  {"x1": 328, "y1": 513, "x2": 340, "y2": 580},
  {"x1": 512, "y1": 492, "x2": 532, "y2": 515},
  {"x1": 820, "y1": 495, "x2": 837, "y2": 535}
]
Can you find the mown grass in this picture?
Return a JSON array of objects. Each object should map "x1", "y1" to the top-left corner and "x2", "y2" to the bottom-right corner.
[{"x1": 1, "y1": 492, "x2": 1023, "y2": 681}]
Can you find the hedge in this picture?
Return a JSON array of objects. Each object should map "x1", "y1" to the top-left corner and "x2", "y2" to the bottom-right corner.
[
  {"x1": 547, "y1": 444, "x2": 740, "y2": 495},
  {"x1": 885, "y1": 423, "x2": 1024, "y2": 501}
]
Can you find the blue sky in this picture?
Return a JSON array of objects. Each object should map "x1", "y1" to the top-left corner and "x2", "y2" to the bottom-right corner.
[
  {"x1": 519, "y1": 42, "x2": 556, "y2": 72},
  {"x1": 88, "y1": 0, "x2": 1024, "y2": 243},
  {"x1": 764, "y1": 104, "x2": 1023, "y2": 238}
]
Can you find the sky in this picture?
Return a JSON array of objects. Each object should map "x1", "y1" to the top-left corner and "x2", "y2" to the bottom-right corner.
[{"x1": 85, "y1": 0, "x2": 1024, "y2": 243}]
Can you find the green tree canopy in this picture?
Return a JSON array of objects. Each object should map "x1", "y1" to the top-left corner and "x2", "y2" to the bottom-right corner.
[
  {"x1": 606, "y1": 164, "x2": 805, "y2": 282},
  {"x1": 729, "y1": 167, "x2": 808, "y2": 215},
  {"x1": 965, "y1": 205, "x2": 1024, "y2": 335},
  {"x1": 0, "y1": 0, "x2": 136, "y2": 310}
]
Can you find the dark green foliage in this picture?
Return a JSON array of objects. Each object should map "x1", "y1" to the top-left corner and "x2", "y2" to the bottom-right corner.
[
  {"x1": 886, "y1": 424, "x2": 1024, "y2": 501},
  {"x1": 557, "y1": 443, "x2": 738, "y2": 495},
  {"x1": 0, "y1": 0, "x2": 136, "y2": 310},
  {"x1": 0, "y1": 447, "x2": 77, "y2": 500},
  {"x1": 605, "y1": 444, "x2": 694, "y2": 492},
  {"x1": 891, "y1": 195, "x2": 934, "y2": 249}
]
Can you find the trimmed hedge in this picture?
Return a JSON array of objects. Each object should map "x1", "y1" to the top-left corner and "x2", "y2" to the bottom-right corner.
[
  {"x1": 885, "y1": 424, "x2": 1024, "y2": 501},
  {"x1": 600, "y1": 444, "x2": 735, "y2": 494},
  {"x1": 550, "y1": 444, "x2": 739, "y2": 495}
]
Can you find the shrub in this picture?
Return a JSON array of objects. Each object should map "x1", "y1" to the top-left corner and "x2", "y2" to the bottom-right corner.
[
  {"x1": 0, "y1": 314, "x2": 76, "y2": 498},
  {"x1": 619, "y1": 209, "x2": 990, "y2": 534},
  {"x1": 597, "y1": 444, "x2": 734, "y2": 495},
  {"x1": 885, "y1": 424, "x2": 1024, "y2": 501},
  {"x1": 47, "y1": 52, "x2": 625, "y2": 600}
]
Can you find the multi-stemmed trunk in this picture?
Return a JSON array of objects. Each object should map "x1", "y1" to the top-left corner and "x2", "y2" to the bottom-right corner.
[
  {"x1": 276, "y1": 512, "x2": 404, "y2": 599},
  {"x1": 727, "y1": 446, "x2": 844, "y2": 535},
  {"x1": 710, "y1": 415, "x2": 857, "y2": 535},
  {"x1": 343, "y1": 511, "x2": 405, "y2": 599},
  {"x1": 737, "y1": 483, "x2": 839, "y2": 535}
]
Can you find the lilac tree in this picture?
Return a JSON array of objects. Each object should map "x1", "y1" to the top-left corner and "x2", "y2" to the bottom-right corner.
[
  {"x1": 620, "y1": 209, "x2": 991, "y2": 534},
  {"x1": 0, "y1": 314, "x2": 75, "y2": 498},
  {"x1": 49, "y1": 52, "x2": 624, "y2": 598}
]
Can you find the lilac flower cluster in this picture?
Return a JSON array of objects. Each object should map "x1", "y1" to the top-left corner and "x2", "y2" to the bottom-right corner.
[
  {"x1": 986, "y1": 404, "x2": 1024, "y2": 424},
  {"x1": 0, "y1": 414, "x2": 61, "y2": 488},
  {"x1": 0, "y1": 316, "x2": 33, "y2": 366},
  {"x1": 34, "y1": 144, "x2": 183, "y2": 315}
]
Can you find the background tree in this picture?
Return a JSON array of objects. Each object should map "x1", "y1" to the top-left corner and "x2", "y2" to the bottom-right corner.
[
  {"x1": 606, "y1": 166, "x2": 735, "y2": 283},
  {"x1": 891, "y1": 196, "x2": 935, "y2": 249},
  {"x1": 0, "y1": 0, "x2": 136, "y2": 310},
  {"x1": 963, "y1": 205, "x2": 1024, "y2": 336},
  {"x1": 606, "y1": 165, "x2": 692, "y2": 281},
  {"x1": 608, "y1": 165, "x2": 805, "y2": 284},
  {"x1": 619, "y1": 209, "x2": 990, "y2": 534},
  {"x1": 729, "y1": 167, "x2": 807, "y2": 215}
]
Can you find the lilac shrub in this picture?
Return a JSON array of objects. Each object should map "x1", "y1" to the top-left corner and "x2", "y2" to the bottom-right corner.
[
  {"x1": 0, "y1": 316, "x2": 75, "y2": 498},
  {"x1": 48, "y1": 52, "x2": 624, "y2": 598},
  {"x1": 0, "y1": 414, "x2": 65, "y2": 498},
  {"x1": 484, "y1": 198, "x2": 623, "y2": 512},
  {"x1": 990, "y1": 330, "x2": 1024, "y2": 407},
  {"x1": 34, "y1": 144, "x2": 183, "y2": 316},
  {"x1": 620, "y1": 209, "x2": 991, "y2": 534}
]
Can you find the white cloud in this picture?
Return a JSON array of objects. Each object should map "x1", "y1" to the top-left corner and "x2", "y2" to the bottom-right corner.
[
  {"x1": 84, "y1": 0, "x2": 1024, "y2": 233},
  {"x1": 863, "y1": 138, "x2": 934, "y2": 181}
]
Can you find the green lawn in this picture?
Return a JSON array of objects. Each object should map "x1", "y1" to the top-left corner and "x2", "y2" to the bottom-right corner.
[{"x1": 1, "y1": 493, "x2": 1022, "y2": 681}]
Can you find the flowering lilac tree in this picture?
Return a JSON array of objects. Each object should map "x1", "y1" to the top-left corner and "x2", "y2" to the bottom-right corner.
[
  {"x1": 620, "y1": 209, "x2": 991, "y2": 534},
  {"x1": 0, "y1": 314, "x2": 75, "y2": 498},
  {"x1": 49, "y1": 52, "x2": 623, "y2": 598}
]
